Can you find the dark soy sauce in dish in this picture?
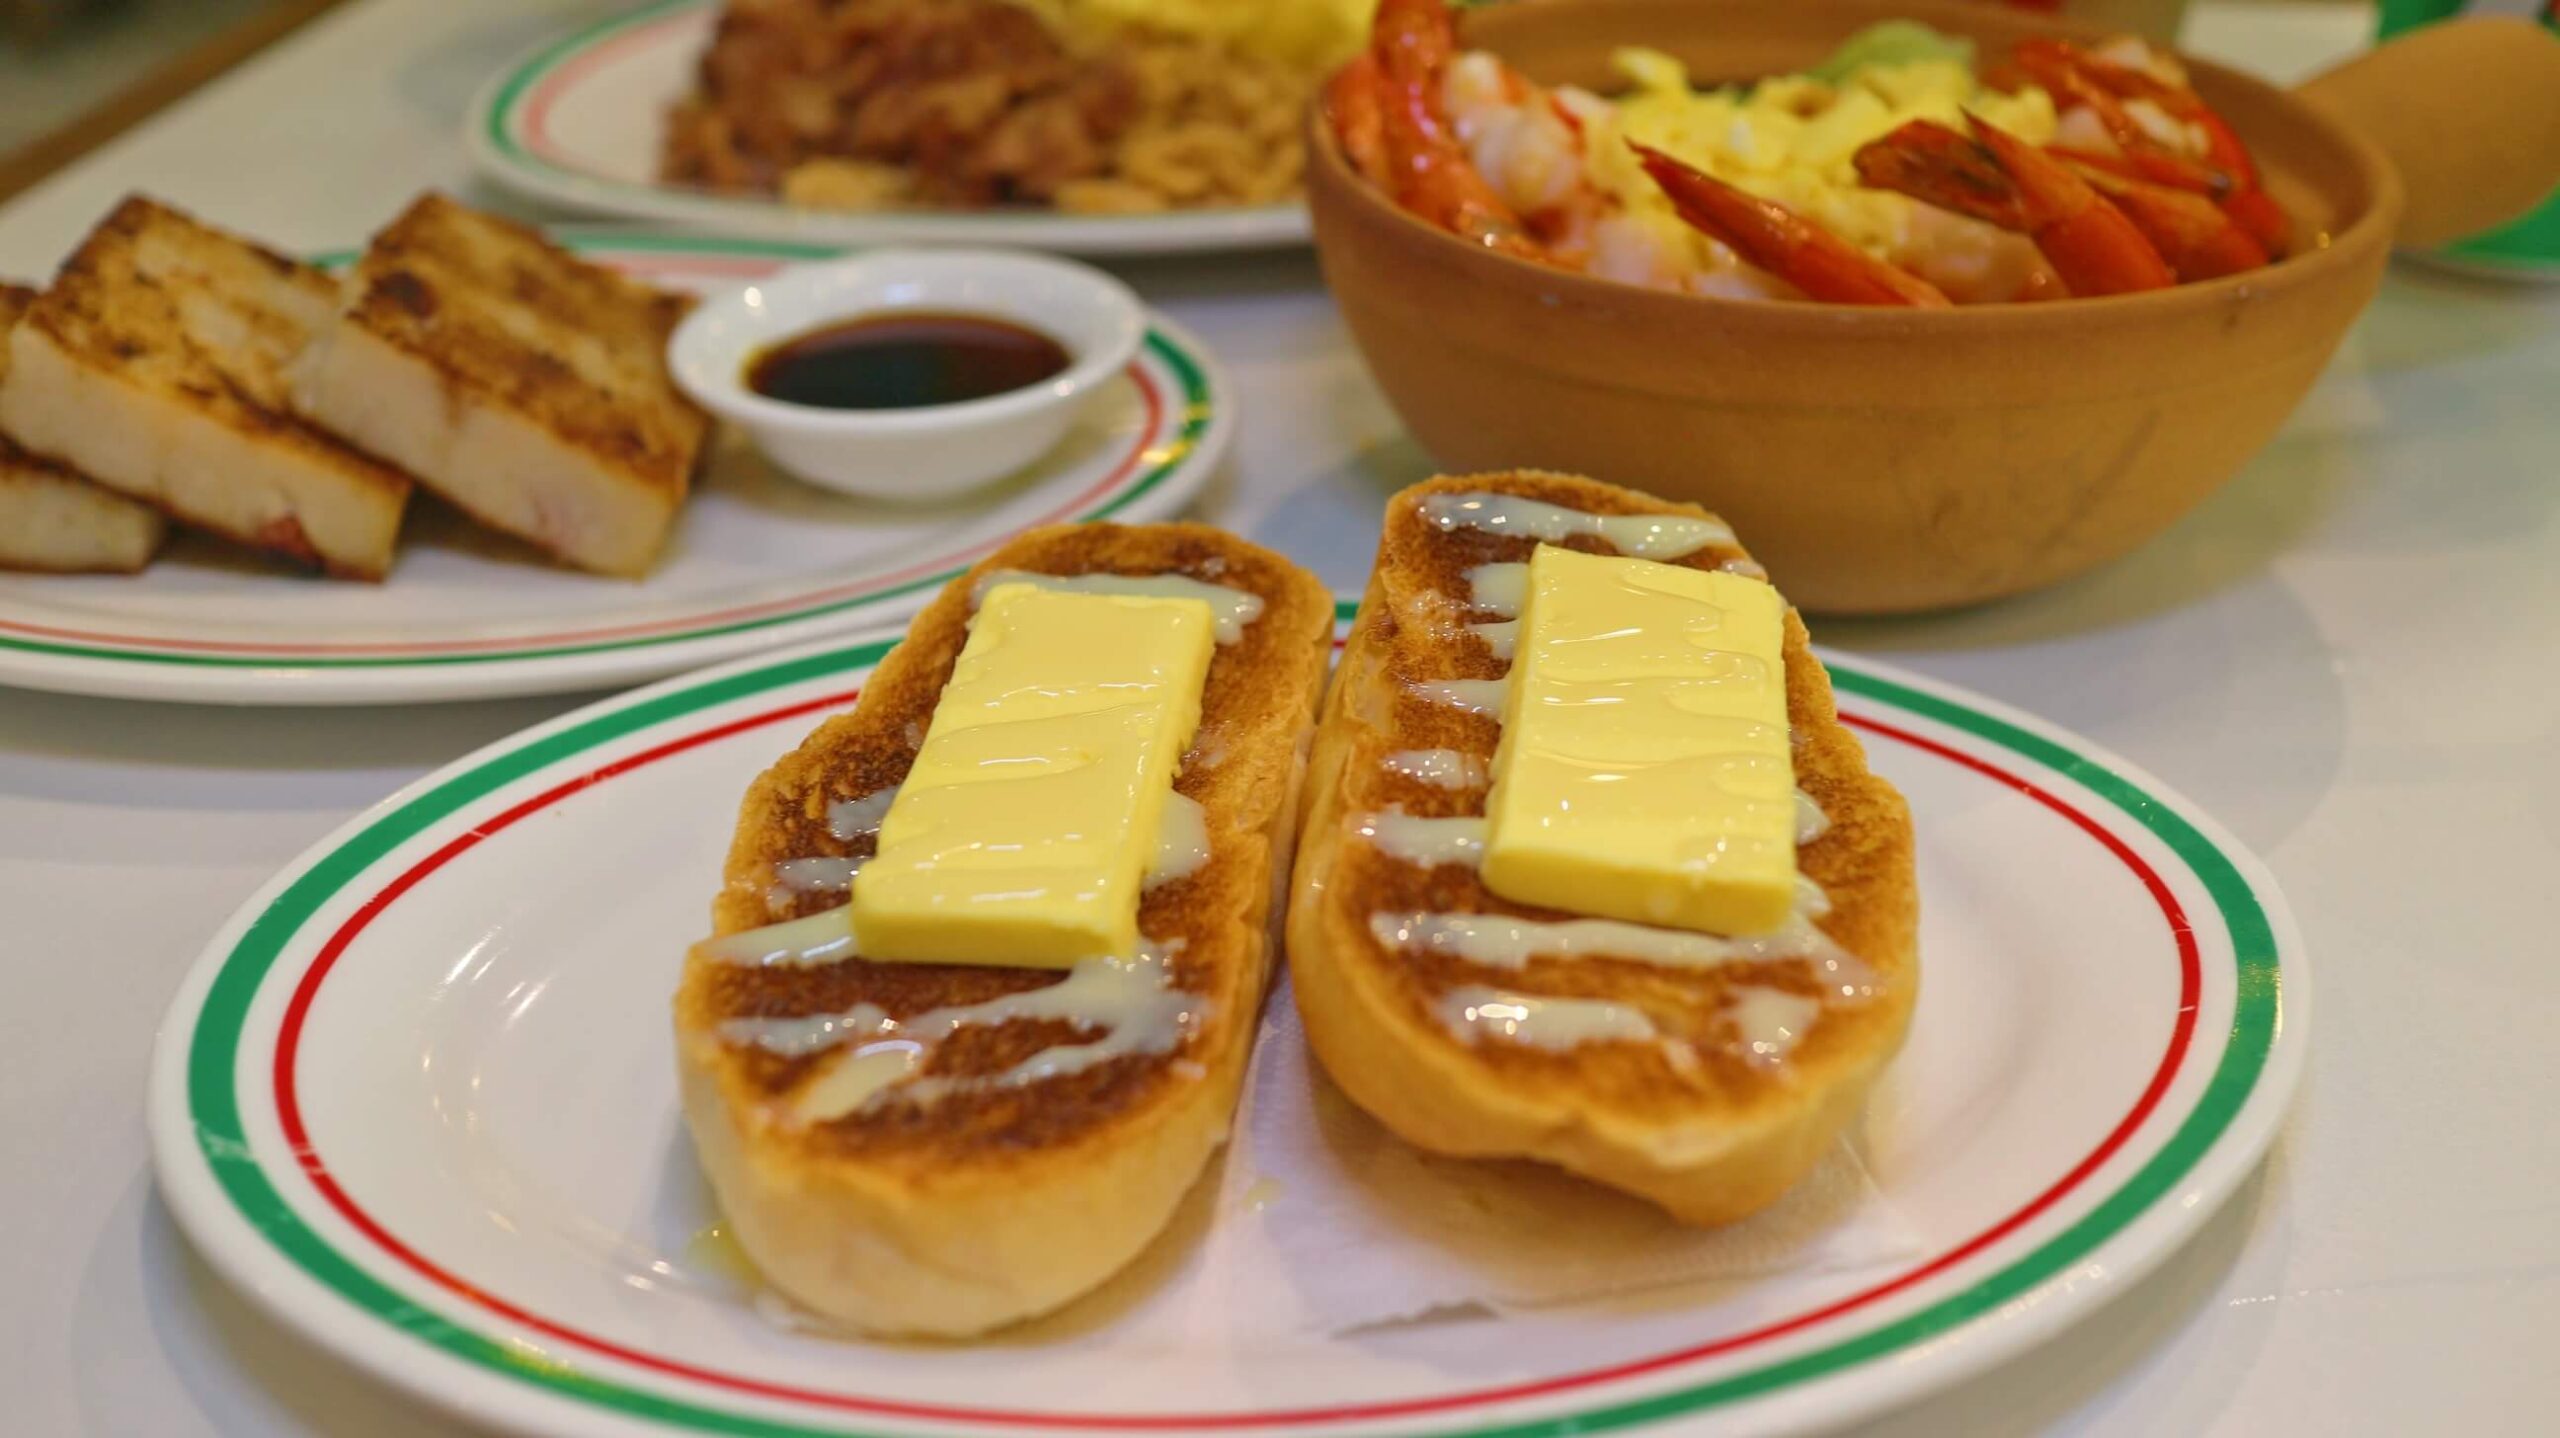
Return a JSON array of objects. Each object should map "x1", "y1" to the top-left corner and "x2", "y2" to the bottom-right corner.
[{"x1": 745, "y1": 312, "x2": 1073, "y2": 411}]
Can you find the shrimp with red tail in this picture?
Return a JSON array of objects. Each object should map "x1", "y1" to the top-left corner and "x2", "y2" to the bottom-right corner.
[
  {"x1": 2011, "y1": 38, "x2": 2290, "y2": 255},
  {"x1": 1329, "y1": 52, "x2": 1393, "y2": 189},
  {"x1": 2066, "y1": 163, "x2": 2271, "y2": 281},
  {"x1": 1854, "y1": 115, "x2": 2176, "y2": 297},
  {"x1": 1351, "y1": 0, "x2": 1542, "y2": 259},
  {"x1": 1630, "y1": 143, "x2": 1952, "y2": 307}
]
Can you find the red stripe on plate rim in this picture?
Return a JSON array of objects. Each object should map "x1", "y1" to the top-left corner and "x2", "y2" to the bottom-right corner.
[
  {"x1": 0, "y1": 365, "x2": 1165, "y2": 658},
  {"x1": 258, "y1": 695, "x2": 2205, "y2": 1429},
  {"x1": 519, "y1": 9, "x2": 703, "y2": 164}
]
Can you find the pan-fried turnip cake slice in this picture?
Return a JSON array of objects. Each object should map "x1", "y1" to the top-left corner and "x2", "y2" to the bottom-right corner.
[
  {"x1": 0, "y1": 282, "x2": 164, "y2": 573},
  {"x1": 292, "y1": 194, "x2": 708, "y2": 578},
  {"x1": 0, "y1": 453, "x2": 165, "y2": 574},
  {"x1": 0, "y1": 197, "x2": 411, "y2": 579}
]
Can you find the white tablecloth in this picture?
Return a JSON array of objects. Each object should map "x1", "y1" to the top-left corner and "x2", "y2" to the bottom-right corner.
[{"x1": 2, "y1": 4, "x2": 2552, "y2": 1433}]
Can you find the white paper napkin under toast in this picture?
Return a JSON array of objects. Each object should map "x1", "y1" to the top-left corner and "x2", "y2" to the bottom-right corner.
[
  {"x1": 743, "y1": 976, "x2": 1919, "y2": 1344},
  {"x1": 1134, "y1": 981, "x2": 1921, "y2": 1338}
]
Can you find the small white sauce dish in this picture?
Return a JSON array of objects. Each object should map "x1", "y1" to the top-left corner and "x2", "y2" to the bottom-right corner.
[{"x1": 668, "y1": 248, "x2": 1144, "y2": 501}]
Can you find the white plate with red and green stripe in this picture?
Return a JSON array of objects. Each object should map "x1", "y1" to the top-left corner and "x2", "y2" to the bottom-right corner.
[
  {"x1": 0, "y1": 233, "x2": 1228, "y2": 706},
  {"x1": 463, "y1": 0, "x2": 1308, "y2": 257},
  {"x1": 146, "y1": 614, "x2": 2306, "y2": 1438}
]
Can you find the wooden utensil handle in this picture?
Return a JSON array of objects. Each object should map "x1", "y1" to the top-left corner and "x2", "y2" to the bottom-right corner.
[{"x1": 2293, "y1": 15, "x2": 2560, "y2": 250}]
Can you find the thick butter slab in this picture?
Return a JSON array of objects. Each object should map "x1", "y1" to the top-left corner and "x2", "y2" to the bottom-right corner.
[
  {"x1": 1482, "y1": 546, "x2": 1797, "y2": 935},
  {"x1": 850, "y1": 583, "x2": 1215, "y2": 967}
]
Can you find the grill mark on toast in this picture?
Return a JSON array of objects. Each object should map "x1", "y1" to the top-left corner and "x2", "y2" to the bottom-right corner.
[
  {"x1": 1321, "y1": 472, "x2": 1917, "y2": 1115},
  {"x1": 683, "y1": 523, "x2": 1330, "y2": 1165}
]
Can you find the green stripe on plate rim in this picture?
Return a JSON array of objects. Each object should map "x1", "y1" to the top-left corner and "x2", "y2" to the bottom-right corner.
[
  {"x1": 180, "y1": 629, "x2": 2280, "y2": 1438},
  {"x1": 0, "y1": 322, "x2": 1210, "y2": 671},
  {"x1": 308, "y1": 233, "x2": 849, "y2": 272},
  {"x1": 483, "y1": 0, "x2": 702, "y2": 176}
]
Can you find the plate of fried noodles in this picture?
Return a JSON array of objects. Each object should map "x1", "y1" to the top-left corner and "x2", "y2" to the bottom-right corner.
[{"x1": 467, "y1": 0, "x2": 1371, "y2": 253}]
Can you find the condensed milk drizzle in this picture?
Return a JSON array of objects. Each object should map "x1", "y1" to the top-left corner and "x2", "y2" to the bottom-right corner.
[
  {"x1": 1462, "y1": 562, "x2": 1529, "y2": 619},
  {"x1": 700, "y1": 906, "x2": 859, "y2": 968},
  {"x1": 1434, "y1": 985, "x2": 1667, "y2": 1053},
  {"x1": 702, "y1": 567, "x2": 1255, "y2": 1126},
  {"x1": 1420, "y1": 492, "x2": 1736, "y2": 561},
  {"x1": 1358, "y1": 800, "x2": 1821, "y2": 912},
  {"x1": 1795, "y1": 789, "x2": 1830, "y2": 846},
  {"x1": 773, "y1": 856, "x2": 861, "y2": 894},
  {"x1": 1355, "y1": 806, "x2": 1488, "y2": 867},
  {"x1": 766, "y1": 855, "x2": 864, "y2": 911},
  {"x1": 1147, "y1": 791, "x2": 1212, "y2": 887},
  {"x1": 805, "y1": 771, "x2": 1217, "y2": 908},
  {"x1": 714, "y1": 935, "x2": 1202, "y2": 1123},
  {"x1": 1727, "y1": 985, "x2": 1820, "y2": 1068},
  {"x1": 1409, "y1": 676, "x2": 1510, "y2": 714},
  {"x1": 1373, "y1": 909, "x2": 1805, "y2": 970},
  {"x1": 1364, "y1": 493, "x2": 1874, "y2": 1068},
  {"x1": 826, "y1": 787, "x2": 899, "y2": 843},
  {"x1": 1430, "y1": 981, "x2": 1820, "y2": 1069},
  {"x1": 971, "y1": 569, "x2": 1264, "y2": 644},
  {"x1": 1373, "y1": 908, "x2": 1877, "y2": 1001},
  {"x1": 1382, "y1": 748, "x2": 1489, "y2": 790}
]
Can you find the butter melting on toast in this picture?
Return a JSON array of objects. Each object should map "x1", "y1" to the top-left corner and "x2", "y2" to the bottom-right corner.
[
  {"x1": 1288, "y1": 472, "x2": 1918, "y2": 1225},
  {"x1": 675, "y1": 522, "x2": 1333, "y2": 1337}
]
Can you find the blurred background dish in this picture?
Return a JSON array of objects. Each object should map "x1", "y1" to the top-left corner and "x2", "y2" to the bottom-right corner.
[
  {"x1": 1327, "y1": 6, "x2": 2291, "y2": 306},
  {"x1": 465, "y1": 0, "x2": 1363, "y2": 255},
  {"x1": 1309, "y1": 0, "x2": 2560, "y2": 613}
]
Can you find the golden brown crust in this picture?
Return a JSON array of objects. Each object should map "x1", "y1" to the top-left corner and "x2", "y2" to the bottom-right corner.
[
  {"x1": 0, "y1": 206, "x2": 409, "y2": 579},
  {"x1": 0, "y1": 451, "x2": 166, "y2": 575},
  {"x1": 345, "y1": 193, "x2": 707, "y2": 503},
  {"x1": 0, "y1": 283, "x2": 160, "y2": 574},
  {"x1": 2, "y1": 281, "x2": 38, "y2": 346},
  {"x1": 675, "y1": 521, "x2": 1332, "y2": 1333},
  {"x1": 21, "y1": 198, "x2": 411, "y2": 512},
  {"x1": 0, "y1": 556, "x2": 152, "y2": 575},
  {"x1": 1287, "y1": 472, "x2": 1918, "y2": 1223},
  {"x1": 0, "y1": 284, "x2": 63, "y2": 481}
]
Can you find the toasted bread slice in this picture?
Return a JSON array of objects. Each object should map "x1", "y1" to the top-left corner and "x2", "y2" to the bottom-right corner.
[
  {"x1": 0, "y1": 283, "x2": 163, "y2": 573},
  {"x1": 676, "y1": 523, "x2": 1333, "y2": 1336},
  {"x1": 292, "y1": 194, "x2": 707, "y2": 578},
  {"x1": 1288, "y1": 473, "x2": 1918, "y2": 1225},
  {"x1": 0, "y1": 197, "x2": 410, "y2": 579}
]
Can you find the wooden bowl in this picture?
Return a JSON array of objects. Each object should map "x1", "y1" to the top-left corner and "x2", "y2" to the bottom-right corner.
[{"x1": 1308, "y1": 0, "x2": 2560, "y2": 612}]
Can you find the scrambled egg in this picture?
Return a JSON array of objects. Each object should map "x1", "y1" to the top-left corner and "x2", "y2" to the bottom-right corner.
[
  {"x1": 1013, "y1": 0, "x2": 1374, "y2": 68},
  {"x1": 1574, "y1": 34, "x2": 2058, "y2": 288}
]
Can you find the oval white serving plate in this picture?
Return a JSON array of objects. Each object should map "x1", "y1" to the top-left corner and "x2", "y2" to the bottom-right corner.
[
  {"x1": 464, "y1": 0, "x2": 1311, "y2": 257},
  {"x1": 148, "y1": 618, "x2": 2306, "y2": 1438},
  {"x1": 0, "y1": 233, "x2": 1230, "y2": 706}
]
